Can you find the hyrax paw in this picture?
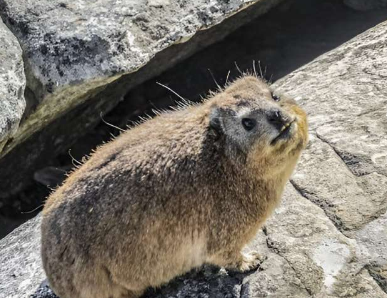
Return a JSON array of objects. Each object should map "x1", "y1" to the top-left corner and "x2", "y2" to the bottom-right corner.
[{"x1": 237, "y1": 251, "x2": 264, "y2": 272}]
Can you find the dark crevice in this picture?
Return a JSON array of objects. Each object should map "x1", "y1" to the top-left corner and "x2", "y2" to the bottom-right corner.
[
  {"x1": 238, "y1": 279, "x2": 245, "y2": 298},
  {"x1": 367, "y1": 265, "x2": 387, "y2": 294}
]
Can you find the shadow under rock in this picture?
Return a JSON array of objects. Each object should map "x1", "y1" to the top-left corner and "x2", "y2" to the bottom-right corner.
[
  {"x1": 131, "y1": 0, "x2": 387, "y2": 108},
  {"x1": 32, "y1": 266, "x2": 254, "y2": 298}
]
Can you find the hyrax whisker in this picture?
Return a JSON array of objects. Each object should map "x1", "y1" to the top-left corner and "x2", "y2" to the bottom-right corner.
[
  {"x1": 208, "y1": 68, "x2": 222, "y2": 91},
  {"x1": 99, "y1": 112, "x2": 125, "y2": 132},
  {"x1": 156, "y1": 81, "x2": 186, "y2": 102}
]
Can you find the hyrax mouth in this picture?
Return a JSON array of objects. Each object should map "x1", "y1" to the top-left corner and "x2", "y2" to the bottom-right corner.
[{"x1": 271, "y1": 120, "x2": 295, "y2": 145}]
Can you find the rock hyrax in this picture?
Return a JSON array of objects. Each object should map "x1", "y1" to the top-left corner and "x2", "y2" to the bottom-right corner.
[{"x1": 41, "y1": 75, "x2": 308, "y2": 298}]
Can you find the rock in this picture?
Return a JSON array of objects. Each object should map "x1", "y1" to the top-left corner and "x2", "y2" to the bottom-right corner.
[
  {"x1": 343, "y1": 0, "x2": 387, "y2": 11},
  {"x1": 30, "y1": 280, "x2": 57, "y2": 298},
  {"x1": 0, "y1": 0, "x2": 284, "y2": 201},
  {"x1": 261, "y1": 184, "x2": 385, "y2": 298},
  {"x1": 271, "y1": 18, "x2": 387, "y2": 296},
  {"x1": 0, "y1": 215, "x2": 44, "y2": 298},
  {"x1": 0, "y1": 18, "x2": 25, "y2": 154},
  {"x1": 274, "y1": 20, "x2": 387, "y2": 234},
  {"x1": 2, "y1": 13, "x2": 387, "y2": 298},
  {"x1": 290, "y1": 136, "x2": 387, "y2": 232},
  {"x1": 356, "y1": 211, "x2": 387, "y2": 292}
]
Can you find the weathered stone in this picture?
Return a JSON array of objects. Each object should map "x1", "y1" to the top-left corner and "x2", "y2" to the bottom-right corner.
[
  {"x1": 0, "y1": 18, "x2": 25, "y2": 153},
  {"x1": 356, "y1": 210, "x2": 387, "y2": 292},
  {"x1": 0, "y1": 215, "x2": 44, "y2": 298},
  {"x1": 274, "y1": 20, "x2": 387, "y2": 234},
  {"x1": 344, "y1": 0, "x2": 387, "y2": 11},
  {"x1": 0, "y1": 0, "x2": 284, "y2": 201},
  {"x1": 2, "y1": 10, "x2": 387, "y2": 298},
  {"x1": 0, "y1": 0, "x2": 283, "y2": 155},
  {"x1": 368, "y1": 265, "x2": 387, "y2": 293},
  {"x1": 262, "y1": 184, "x2": 386, "y2": 297},
  {"x1": 290, "y1": 135, "x2": 387, "y2": 232}
]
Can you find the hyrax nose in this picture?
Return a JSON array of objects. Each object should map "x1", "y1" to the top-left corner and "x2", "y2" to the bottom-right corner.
[{"x1": 266, "y1": 110, "x2": 289, "y2": 130}]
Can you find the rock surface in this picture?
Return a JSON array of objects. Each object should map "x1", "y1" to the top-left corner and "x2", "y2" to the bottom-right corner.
[
  {"x1": 0, "y1": 0, "x2": 283, "y2": 201},
  {"x1": 1, "y1": 10, "x2": 387, "y2": 298},
  {"x1": 0, "y1": 18, "x2": 25, "y2": 153},
  {"x1": 273, "y1": 19, "x2": 387, "y2": 294},
  {"x1": 275, "y1": 20, "x2": 387, "y2": 234},
  {"x1": 0, "y1": 215, "x2": 44, "y2": 298}
]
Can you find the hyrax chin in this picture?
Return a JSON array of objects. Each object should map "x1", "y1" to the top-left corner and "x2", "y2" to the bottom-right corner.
[{"x1": 41, "y1": 75, "x2": 308, "y2": 298}]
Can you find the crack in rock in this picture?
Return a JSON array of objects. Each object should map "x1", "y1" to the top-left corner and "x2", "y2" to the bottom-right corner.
[
  {"x1": 367, "y1": 265, "x2": 387, "y2": 294},
  {"x1": 315, "y1": 132, "x2": 379, "y2": 178},
  {"x1": 289, "y1": 179, "x2": 347, "y2": 234},
  {"x1": 264, "y1": 235, "x2": 314, "y2": 296}
]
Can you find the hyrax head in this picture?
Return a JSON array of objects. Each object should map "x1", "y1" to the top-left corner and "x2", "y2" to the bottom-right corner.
[{"x1": 209, "y1": 76, "x2": 308, "y2": 171}]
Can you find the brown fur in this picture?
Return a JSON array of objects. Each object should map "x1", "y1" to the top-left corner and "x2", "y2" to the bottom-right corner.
[{"x1": 41, "y1": 75, "x2": 308, "y2": 298}]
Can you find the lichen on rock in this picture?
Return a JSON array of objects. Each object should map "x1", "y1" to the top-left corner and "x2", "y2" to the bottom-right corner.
[{"x1": 0, "y1": 18, "x2": 25, "y2": 154}]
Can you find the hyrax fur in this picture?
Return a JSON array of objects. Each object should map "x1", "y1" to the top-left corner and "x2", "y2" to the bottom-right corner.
[{"x1": 41, "y1": 75, "x2": 308, "y2": 298}]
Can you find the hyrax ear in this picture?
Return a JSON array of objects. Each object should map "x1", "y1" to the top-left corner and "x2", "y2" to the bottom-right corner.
[{"x1": 209, "y1": 106, "x2": 224, "y2": 138}]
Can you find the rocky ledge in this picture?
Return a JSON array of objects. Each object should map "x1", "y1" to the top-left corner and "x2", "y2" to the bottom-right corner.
[
  {"x1": 0, "y1": 0, "x2": 284, "y2": 202},
  {"x1": 1, "y1": 17, "x2": 387, "y2": 298}
]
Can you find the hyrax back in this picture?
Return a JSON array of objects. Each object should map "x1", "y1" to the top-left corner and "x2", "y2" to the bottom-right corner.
[{"x1": 41, "y1": 75, "x2": 308, "y2": 298}]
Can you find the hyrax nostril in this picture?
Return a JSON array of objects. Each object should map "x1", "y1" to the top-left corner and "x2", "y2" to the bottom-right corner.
[{"x1": 267, "y1": 110, "x2": 286, "y2": 130}]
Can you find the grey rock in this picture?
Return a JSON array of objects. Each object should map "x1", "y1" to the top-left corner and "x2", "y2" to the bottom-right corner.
[
  {"x1": 263, "y1": 184, "x2": 385, "y2": 297},
  {"x1": 271, "y1": 18, "x2": 387, "y2": 296},
  {"x1": 0, "y1": 0, "x2": 284, "y2": 200},
  {"x1": 356, "y1": 210, "x2": 387, "y2": 292},
  {"x1": 30, "y1": 280, "x2": 57, "y2": 298},
  {"x1": 0, "y1": 18, "x2": 25, "y2": 153},
  {"x1": 368, "y1": 265, "x2": 387, "y2": 293},
  {"x1": 290, "y1": 136, "x2": 387, "y2": 231},
  {"x1": 344, "y1": 0, "x2": 387, "y2": 11},
  {"x1": 241, "y1": 253, "x2": 311, "y2": 298},
  {"x1": 357, "y1": 212, "x2": 387, "y2": 263},
  {"x1": 0, "y1": 0, "x2": 282, "y2": 158},
  {"x1": 3, "y1": 15, "x2": 387, "y2": 298},
  {"x1": 0, "y1": 215, "x2": 44, "y2": 298},
  {"x1": 274, "y1": 20, "x2": 387, "y2": 233}
]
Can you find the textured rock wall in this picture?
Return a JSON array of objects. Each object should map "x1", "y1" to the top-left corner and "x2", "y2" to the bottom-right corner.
[
  {"x1": 1, "y1": 18, "x2": 387, "y2": 298},
  {"x1": 0, "y1": 0, "x2": 265, "y2": 156},
  {"x1": 0, "y1": 18, "x2": 25, "y2": 153},
  {"x1": 0, "y1": 215, "x2": 44, "y2": 298},
  {"x1": 0, "y1": 0, "x2": 284, "y2": 202},
  {"x1": 272, "y1": 20, "x2": 387, "y2": 295}
]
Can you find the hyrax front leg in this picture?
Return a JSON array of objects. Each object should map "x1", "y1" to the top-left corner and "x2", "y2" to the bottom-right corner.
[{"x1": 209, "y1": 249, "x2": 263, "y2": 273}]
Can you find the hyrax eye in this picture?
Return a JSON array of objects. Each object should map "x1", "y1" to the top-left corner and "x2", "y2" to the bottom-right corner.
[
  {"x1": 242, "y1": 118, "x2": 257, "y2": 131},
  {"x1": 271, "y1": 92, "x2": 280, "y2": 102}
]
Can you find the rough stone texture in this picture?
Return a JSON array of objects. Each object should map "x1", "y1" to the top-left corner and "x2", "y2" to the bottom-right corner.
[
  {"x1": 271, "y1": 19, "x2": 387, "y2": 295},
  {"x1": 0, "y1": 215, "x2": 44, "y2": 298},
  {"x1": 344, "y1": 0, "x2": 387, "y2": 11},
  {"x1": 3, "y1": 0, "x2": 386, "y2": 238},
  {"x1": 2, "y1": 12, "x2": 387, "y2": 298},
  {"x1": 0, "y1": 18, "x2": 25, "y2": 153},
  {"x1": 291, "y1": 136, "x2": 387, "y2": 232},
  {"x1": 356, "y1": 211, "x2": 387, "y2": 292},
  {"x1": 0, "y1": 0, "x2": 283, "y2": 201},
  {"x1": 234, "y1": 184, "x2": 387, "y2": 298},
  {"x1": 0, "y1": 0, "x2": 281, "y2": 156},
  {"x1": 274, "y1": 20, "x2": 387, "y2": 236}
]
